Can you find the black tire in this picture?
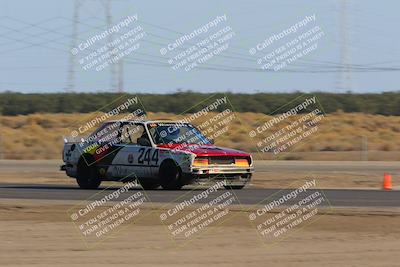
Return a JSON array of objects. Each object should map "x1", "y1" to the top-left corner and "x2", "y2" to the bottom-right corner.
[
  {"x1": 139, "y1": 180, "x2": 160, "y2": 190},
  {"x1": 76, "y1": 155, "x2": 101, "y2": 189},
  {"x1": 159, "y1": 160, "x2": 182, "y2": 190},
  {"x1": 224, "y1": 185, "x2": 245, "y2": 190}
]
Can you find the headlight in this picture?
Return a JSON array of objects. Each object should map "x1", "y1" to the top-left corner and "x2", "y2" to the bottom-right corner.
[
  {"x1": 235, "y1": 158, "x2": 250, "y2": 167},
  {"x1": 193, "y1": 157, "x2": 209, "y2": 167}
]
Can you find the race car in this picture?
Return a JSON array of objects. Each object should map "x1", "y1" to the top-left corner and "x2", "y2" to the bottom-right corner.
[{"x1": 61, "y1": 120, "x2": 254, "y2": 190}]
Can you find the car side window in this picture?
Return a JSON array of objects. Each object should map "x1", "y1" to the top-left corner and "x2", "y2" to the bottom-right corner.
[
  {"x1": 120, "y1": 123, "x2": 146, "y2": 144},
  {"x1": 90, "y1": 122, "x2": 121, "y2": 145}
]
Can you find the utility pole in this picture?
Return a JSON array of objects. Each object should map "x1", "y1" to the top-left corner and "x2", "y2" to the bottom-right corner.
[
  {"x1": 118, "y1": 59, "x2": 124, "y2": 93},
  {"x1": 103, "y1": 0, "x2": 119, "y2": 92},
  {"x1": 66, "y1": 0, "x2": 124, "y2": 93},
  {"x1": 66, "y1": 0, "x2": 83, "y2": 92},
  {"x1": 338, "y1": 0, "x2": 352, "y2": 92}
]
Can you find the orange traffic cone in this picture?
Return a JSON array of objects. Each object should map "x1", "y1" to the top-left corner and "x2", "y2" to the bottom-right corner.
[{"x1": 383, "y1": 173, "x2": 392, "y2": 190}]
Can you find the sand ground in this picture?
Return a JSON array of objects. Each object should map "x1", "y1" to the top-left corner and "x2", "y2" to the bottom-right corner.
[
  {"x1": 0, "y1": 199, "x2": 399, "y2": 267},
  {"x1": 1, "y1": 161, "x2": 399, "y2": 266}
]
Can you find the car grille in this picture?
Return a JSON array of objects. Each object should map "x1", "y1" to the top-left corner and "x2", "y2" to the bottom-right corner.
[{"x1": 209, "y1": 157, "x2": 235, "y2": 165}]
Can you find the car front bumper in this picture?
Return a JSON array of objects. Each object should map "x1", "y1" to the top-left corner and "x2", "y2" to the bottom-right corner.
[{"x1": 182, "y1": 166, "x2": 254, "y2": 186}]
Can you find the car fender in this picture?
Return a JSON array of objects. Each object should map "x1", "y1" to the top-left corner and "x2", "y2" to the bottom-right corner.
[{"x1": 157, "y1": 148, "x2": 195, "y2": 174}]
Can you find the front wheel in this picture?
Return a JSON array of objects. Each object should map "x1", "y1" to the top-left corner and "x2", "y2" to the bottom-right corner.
[
  {"x1": 159, "y1": 160, "x2": 182, "y2": 190},
  {"x1": 76, "y1": 156, "x2": 101, "y2": 189}
]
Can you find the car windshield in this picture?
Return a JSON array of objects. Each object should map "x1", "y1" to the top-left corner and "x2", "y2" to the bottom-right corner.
[{"x1": 147, "y1": 122, "x2": 211, "y2": 145}]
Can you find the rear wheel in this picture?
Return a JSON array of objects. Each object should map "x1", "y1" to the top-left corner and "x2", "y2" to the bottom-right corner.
[
  {"x1": 159, "y1": 160, "x2": 182, "y2": 190},
  {"x1": 76, "y1": 155, "x2": 101, "y2": 189}
]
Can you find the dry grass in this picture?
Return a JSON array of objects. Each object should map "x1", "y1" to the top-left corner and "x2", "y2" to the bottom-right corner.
[{"x1": 1, "y1": 112, "x2": 400, "y2": 159}]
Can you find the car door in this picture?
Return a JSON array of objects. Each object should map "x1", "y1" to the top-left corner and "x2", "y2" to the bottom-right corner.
[{"x1": 109, "y1": 122, "x2": 155, "y2": 179}]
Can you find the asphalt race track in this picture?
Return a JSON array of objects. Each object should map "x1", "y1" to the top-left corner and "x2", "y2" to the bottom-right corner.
[
  {"x1": 0, "y1": 160, "x2": 399, "y2": 207},
  {"x1": 0, "y1": 183, "x2": 398, "y2": 208}
]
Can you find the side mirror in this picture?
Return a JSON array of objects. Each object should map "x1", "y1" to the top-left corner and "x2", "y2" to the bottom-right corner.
[{"x1": 138, "y1": 137, "x2": 151, "y2": 147}]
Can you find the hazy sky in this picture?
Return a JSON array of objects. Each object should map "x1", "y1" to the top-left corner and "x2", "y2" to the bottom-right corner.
[{"x1": 0, "y1": 0, "x2": 399, "y2": 93}]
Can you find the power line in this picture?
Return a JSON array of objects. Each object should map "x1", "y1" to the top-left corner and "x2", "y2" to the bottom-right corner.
[
  {"x1": 1, "y1": 8, "x2": 400, "y2": 90},
  {"x1": 1, "y1": 14, "x2": 397, "y2": 73}
]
